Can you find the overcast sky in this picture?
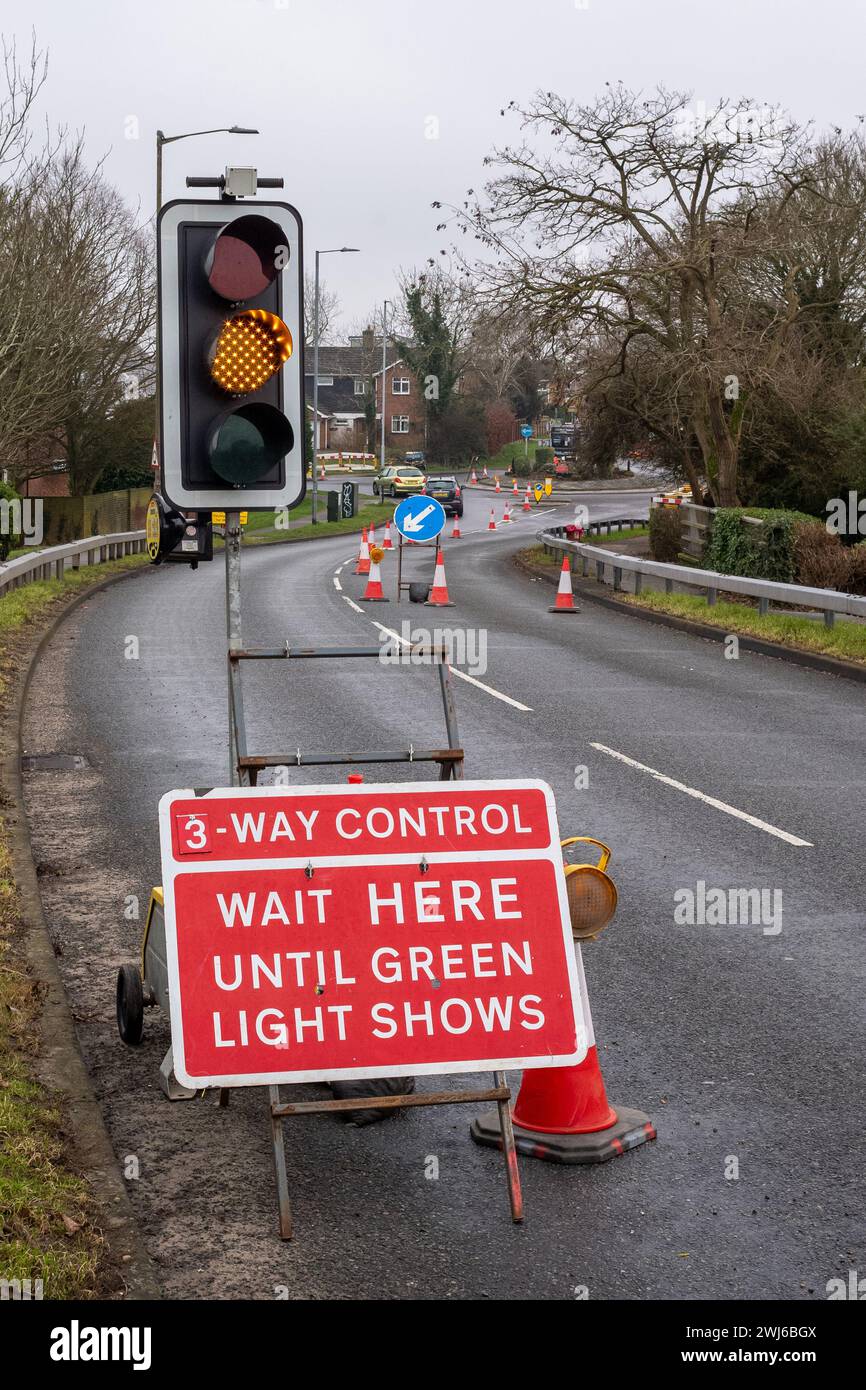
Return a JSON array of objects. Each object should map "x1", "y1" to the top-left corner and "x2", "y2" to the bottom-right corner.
[{"x1": 7, "y1": 0, "x2": 866, "y2": 333}]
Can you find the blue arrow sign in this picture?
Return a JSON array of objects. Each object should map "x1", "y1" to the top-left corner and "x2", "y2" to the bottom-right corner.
[
  {"x1": 520, "y1": 425, "x2": 533, "y2": 438},
  {"x1": 394, "y1": 494, "x2": 446, "y2": 543}
]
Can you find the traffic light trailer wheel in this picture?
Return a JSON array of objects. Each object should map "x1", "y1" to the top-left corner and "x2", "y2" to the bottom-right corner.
[{"x1": 116, "y1": 964, "x2": 145, "y2": 1046}]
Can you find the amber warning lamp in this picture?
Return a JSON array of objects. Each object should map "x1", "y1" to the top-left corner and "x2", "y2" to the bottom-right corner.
[{"x1": 560, "y1": 836, "x2": 618, "y2": 940}]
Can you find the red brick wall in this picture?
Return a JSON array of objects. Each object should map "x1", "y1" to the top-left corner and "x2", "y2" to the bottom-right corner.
[
  {"x1": 375, "y1": 363, "x2": 425, "y2": 453},
  {"x1": 20, "y1": 471, "x2": 70, "y2": 498}
]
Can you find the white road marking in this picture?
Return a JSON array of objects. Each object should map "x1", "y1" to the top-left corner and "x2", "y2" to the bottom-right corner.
[
  {"x1": 333, "y1": 576, "x2": 342, "y2": 591},
  {"x1": 342, "y1": 595, "x2": 363, "y2": 614},
  {"x1": 372, "y1": 623, "x2": 532, "y2": 712},
  {"x1": 590, "y1": 742, "x2": 813, "y2": 847}
]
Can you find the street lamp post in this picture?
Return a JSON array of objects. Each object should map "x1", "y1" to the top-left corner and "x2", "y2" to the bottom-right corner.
[
  {"x1": 380, "y1": 299, "x2": 391, "y2": 481},
  {"x1": 311, "y1": 247, "x2": 360, "y2": 524},
  {"x1": 154, "y1": 125, "x2": 258, "y2": 492},
  {"x1": 155, "y1": 124, "x2": 258, "y2": 217}
]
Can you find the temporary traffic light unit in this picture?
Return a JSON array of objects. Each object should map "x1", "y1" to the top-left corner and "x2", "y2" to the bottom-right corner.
[{"x1": 157, "y1": 199, "x2": 304, "y2": 512}]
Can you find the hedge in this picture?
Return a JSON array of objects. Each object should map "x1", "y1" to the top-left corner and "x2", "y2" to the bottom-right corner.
[{"x1": 704, "y1": 507, "x2": 819, "y2": 584}]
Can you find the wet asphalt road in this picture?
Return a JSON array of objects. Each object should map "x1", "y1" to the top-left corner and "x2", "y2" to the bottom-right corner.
[{"x1": 21, "y1": 483, "x2": 866, "y2": 1299}]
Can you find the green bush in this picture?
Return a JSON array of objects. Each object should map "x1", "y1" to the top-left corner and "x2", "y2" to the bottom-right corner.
[
  {"x1": 703, "y1": 507, "x2": 817, "y2": 582},
  {"x1": 510, "y1": 453, "x2": 536, "y2": 477},
  {"x1": 534, "y1": 446, "x2": 553, "y2": 468},
  {"x1": 649, "y1": 505, "x2": 683, "y2": 562}
]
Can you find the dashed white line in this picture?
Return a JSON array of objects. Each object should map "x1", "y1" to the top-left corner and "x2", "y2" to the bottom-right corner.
[
  {"x1": 342, "y1": 595, "x2": 363, "y2": 614},
  {"x1": 372, "y1": 623, "x2": 532, "y2": 712},
  {"x1": 590, "y1": 742, "x2": 813, "y2": 847},
  {"x1": 333, "y1": 576, "x2": 342, "y2": 591},
  {"x1": 447, "y1": 666, "x2": 533, "y2": 711}
]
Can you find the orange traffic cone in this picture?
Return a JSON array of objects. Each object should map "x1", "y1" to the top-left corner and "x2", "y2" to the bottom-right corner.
[
  {"x1": 512, "y1": 478, "x2": 519, "y2": 496},
  {"x1": 471, "y1": 945, "x2": 656, "y2": 1163},
  {"x1": 368, "y1": 522, "x2": 376, "y2": 548},
  {"x1": 421, "y1": 476, "x2": 428, "y2": 494},
  {"x1": 549, "y1": 555, "x2": 579, "y2": 613},
  {"x1": 488, "y1": 508, "x2": 497, "y2": 531},
  {"x1": 523, "y1": 485, "x2": 532, "y2": 512},
  {"x1": 451, "y1": 513, "x2": 462, "y2": 540},
  {"x1": 382, "y1": 520, "x2": 394, "y2": 549},
  {"x1": 319, "y1": 461, "x2": 326, "y2": 480},
  {"x1": 470, "y1": 469, "x2": 478, "y2": 486},
  {"x1": 425, "y1": 548, "x2": 454, "y2": 607},
  {"x1": 502, "y1": 504, "x2": 512, "y2": 524},
  {"x1": 355, "y1": 528, "x2": 370, "y2": 575},
  {"x1": 360, "y1": 545, "x2": 388, "y2": 602},
  {"x1": 494, "y1": 476, "x2": 501, "y2": 493}
]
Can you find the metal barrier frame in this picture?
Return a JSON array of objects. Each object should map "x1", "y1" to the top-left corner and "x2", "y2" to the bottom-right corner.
[{"x1": 218, "y1": 511, "x2": 523, "y2": 1239}]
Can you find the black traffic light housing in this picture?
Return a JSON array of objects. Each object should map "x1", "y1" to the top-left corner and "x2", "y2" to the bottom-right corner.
[{"x1": 157, "y1": 195, "x2": 305, "y2": 513}]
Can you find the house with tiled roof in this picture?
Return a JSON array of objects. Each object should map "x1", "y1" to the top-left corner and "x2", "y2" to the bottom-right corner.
[{"x1": 305, "y1": 332, "x2": 426, "y2": 455}]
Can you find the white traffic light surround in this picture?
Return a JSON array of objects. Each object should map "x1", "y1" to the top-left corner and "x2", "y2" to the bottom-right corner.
[{"x1": 157, "y1": 198, "x2": 305, "y2": 511}]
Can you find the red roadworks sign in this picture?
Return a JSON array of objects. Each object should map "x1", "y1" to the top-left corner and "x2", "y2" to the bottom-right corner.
[{"x1": 158, "y1": 779, "x2": 587, "y2": 1089}]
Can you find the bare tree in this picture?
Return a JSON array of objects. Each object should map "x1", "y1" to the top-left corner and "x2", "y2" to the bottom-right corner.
[
  {"x1": 449, "y1": 85, "x2": 819, "y2": 503},
  {"x1": 465, "y1": 303, "x2": 527, "y2": 401},
  {"x1": 0, "y1": 33, "x2": 82, "y2": 470},
  {"x1": 42, "y1": 144, "x2": 155, "y2": 493},
  {"x1": 0, "y1": 36, "x2": 154, "y2": 492},
  {"x1": 304, "y1": 270, "x2": 341, "y2": 347}
]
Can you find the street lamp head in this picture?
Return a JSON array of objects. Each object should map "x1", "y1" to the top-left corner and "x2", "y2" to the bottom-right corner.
[
  {"x1": 340, "y1": 247, "x2": 360, "y2": 253},
  {"x1": 229, "y1": 126, "x2": 259, "y2": 135}
]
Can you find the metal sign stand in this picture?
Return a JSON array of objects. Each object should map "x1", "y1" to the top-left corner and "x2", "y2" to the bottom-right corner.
[
  {"x1": 395, "y1": 532, "x2": 441, "y2": 603},
  {"x1": 220, "y1": 512, "x2": 523, "y2": 1238}
]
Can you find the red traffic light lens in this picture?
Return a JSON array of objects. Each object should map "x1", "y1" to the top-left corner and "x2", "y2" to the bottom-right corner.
[
  {"x1": 208, "y1": 403, "x2": 294, "y2": 485},
  {"x1": 208, "y1": 309, "x2": 292, "y2": 395},
  {"x1": 205, "y1": 215, "x2": 288, "y2": 302}
]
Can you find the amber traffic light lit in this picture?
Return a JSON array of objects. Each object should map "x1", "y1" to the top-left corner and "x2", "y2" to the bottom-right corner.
[{"x1": 209, "y1": 309, "x2": 292, "y2": 396}]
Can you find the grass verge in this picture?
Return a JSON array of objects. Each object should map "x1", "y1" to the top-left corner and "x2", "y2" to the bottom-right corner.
[
  {"x1": 619, "y1": 590, "x2": 866, "y2": 664},
  {"x1": 233, "y1": 497, "x2": 400, "y2": 547},
  {"x1": 584, "y1": 524, "x2": 648, "y2": 543},
  {"x1": 522, "y1": 545, "x2": 866, "y2": 665},
  {"x1": 0, "y1": 552, "x2": 148, "y2": 1297}
]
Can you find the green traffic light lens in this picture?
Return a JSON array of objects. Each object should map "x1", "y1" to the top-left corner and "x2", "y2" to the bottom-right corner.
[{"x1": 209, "y1": 403, "x2": 294, "y2": 485}]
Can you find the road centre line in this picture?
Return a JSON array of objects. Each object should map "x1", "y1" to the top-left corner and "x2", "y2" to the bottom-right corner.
[
  {"x1": 372, "y1": 622, "x2": 532, "y2": 712},
  {"x1": 590, "y1": 742, "x2": 813, "y2": 847}
]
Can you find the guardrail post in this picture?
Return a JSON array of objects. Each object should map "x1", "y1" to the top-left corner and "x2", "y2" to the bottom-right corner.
[
  {"x1": 665, "y1": 577, "x2": 673, "y2": 594},
  {"x1": 759, "y1": 597, "x2": 768, "y2": 616},
  {"x1": 613, "y1": 566, "x2": 622, "y2": 592},
  {"x1": 634, "y1": 571, "x2": 642, "y2": 596},
  {"x1": 596, "y1": 558, "x2": 604, "y2": 583},
  {"x1": 707, "y1": 586, "x2": 717, "y2": 607},
  {"x1": 582, "y1": 554, "x2": 589, "y2": 577},
  {"x1": 824, "y1": 609, "x2": 835, "y2": 630}
]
